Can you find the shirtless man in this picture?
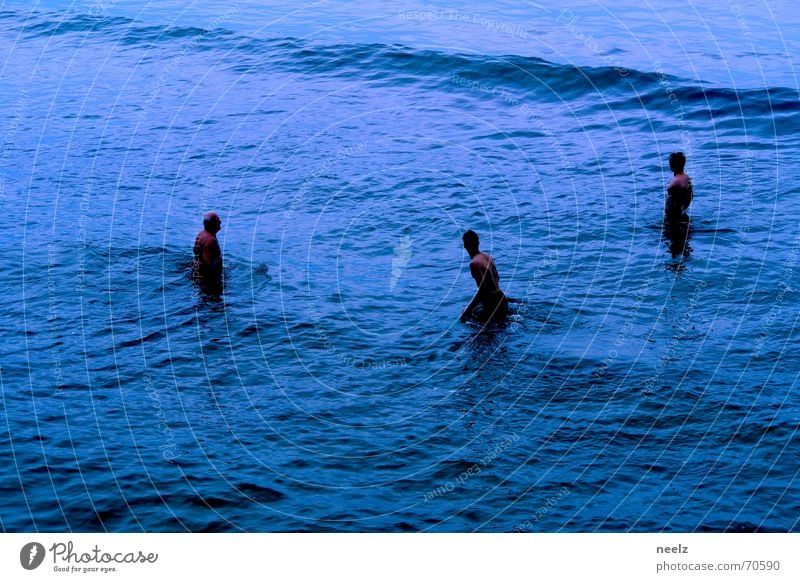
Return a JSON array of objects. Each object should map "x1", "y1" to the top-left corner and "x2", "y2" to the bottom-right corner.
[
  {"x1": 460, "y1": 229, "x2": 509, "y2": 323},
  {"x1": 193, "y1": 211, "x2": 223, "y2": 279},
  {"x1": 665, "y1": 152, "x2": 693, "y2": 224}
]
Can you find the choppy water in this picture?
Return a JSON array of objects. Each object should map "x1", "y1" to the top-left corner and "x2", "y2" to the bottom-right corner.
[{"x1": 1, "y1": 0, "x2": 799, "y2": 532}]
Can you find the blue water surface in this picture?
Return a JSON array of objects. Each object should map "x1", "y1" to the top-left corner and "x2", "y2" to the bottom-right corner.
[{"x1": 0, "y1": 0, "x2": 799, "y2": 531}]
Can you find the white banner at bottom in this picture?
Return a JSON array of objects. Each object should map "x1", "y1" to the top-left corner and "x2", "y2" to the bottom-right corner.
[{"x1": 1, "y1": 533, "x2": 797, "y2": 581}]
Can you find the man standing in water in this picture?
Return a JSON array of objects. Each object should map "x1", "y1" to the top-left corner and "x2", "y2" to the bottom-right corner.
[
  {"x1": 460, "y1": 229, "x2": 509, "y2": 323},
  {"x1": 193, "y1": 211, "x2": 223, "y2": 280},
  {"x1": 665, "y1": 152, "x2": 693, "y2": 224}
]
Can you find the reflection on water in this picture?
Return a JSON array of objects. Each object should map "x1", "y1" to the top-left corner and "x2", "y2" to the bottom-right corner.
[
  {"x1": 190, "y1": 263, "x2": 226, "y2": 305},
  {"x1": 663, "y1": 220, "x2": 692, "y2": 272}
]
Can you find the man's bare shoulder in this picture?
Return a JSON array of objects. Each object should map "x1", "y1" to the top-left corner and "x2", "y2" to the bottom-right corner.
[
  {"x1": 470, "y1": 254, "x2": 491, "y2": 268},
  {"x1": 669, "y1": 174, "x2": 691, "y2": 188}
]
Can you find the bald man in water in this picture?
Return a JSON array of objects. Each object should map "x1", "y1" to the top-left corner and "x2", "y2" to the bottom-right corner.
[
  {"x1": 193, "y1": 211, "x2": 223, "y2": 278},
  {"x1": 460, "y1": 229, "x2": 509, "y2": 323}
]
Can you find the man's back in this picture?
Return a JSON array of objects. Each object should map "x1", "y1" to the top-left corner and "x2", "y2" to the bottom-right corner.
[
  {"x1": 470, "y1": 252, "x2": 502, "y2": 297},
  {"x1": 666, "y1": 173, "x2": 693, "y2": 222},
  {"x1": 470, "y1": 252, "x2": 507, "y2": 322},
  {"x1": 193, "y1": 231, "x2": 221, "y2": 274}
]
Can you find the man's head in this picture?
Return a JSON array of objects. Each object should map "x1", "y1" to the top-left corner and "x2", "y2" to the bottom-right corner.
[
  {"x1": 669, "y1": 152, "x2": 686, "y2": 174},
  {"x1": 203, "y1": 211, "x2": 222, "y2": 234},
  {"x1": 463, "y1": 229, "x2": 480, "y2": 256}
]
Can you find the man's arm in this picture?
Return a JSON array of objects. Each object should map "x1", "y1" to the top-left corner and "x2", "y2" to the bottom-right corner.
[
  {"x1": 684, "y1": 178, "x2": 693, "y2": 210},
  {"x1": 193, "y1": 234, "x2": 202, "y2": 260},
  {"x1": 665, "y1": 180, "x2": 681, "y2": 216},
  {"x1": 461, "y1": 293, "x2": 482, "y2": 322},
  {"x1": 206, "y1": 237, "x2": 223, "y2": 268},
  {"x1": 461, "y1": 262, "x2": 485, "y2": 321}
]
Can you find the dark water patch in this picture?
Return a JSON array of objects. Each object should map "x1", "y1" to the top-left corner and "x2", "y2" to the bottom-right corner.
[{"x1": 235, "y1": 483, "x2": 288, "y2": 504}]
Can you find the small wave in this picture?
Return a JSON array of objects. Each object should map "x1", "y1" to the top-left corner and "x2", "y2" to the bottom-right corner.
[
  {"x1": 16, "y1": 12, "x2": 134, "y2": 36},
  {"x1": 9, "y1": 7, "x2": 800, "y2": 115}
]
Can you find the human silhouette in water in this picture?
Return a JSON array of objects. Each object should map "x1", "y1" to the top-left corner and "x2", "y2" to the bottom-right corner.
[
  {"x1": 193, "y1": 211, "x2": 223, "y2": 291},
  {"x1": 460, "y1": 230, "x2": 509, "y2": 324},
  {"x1": 662, "y1": 152, "x2": 693, "y2": 262},
  {"x1": 664, "y1": 152, "x2": 692, "y2": 224}
]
